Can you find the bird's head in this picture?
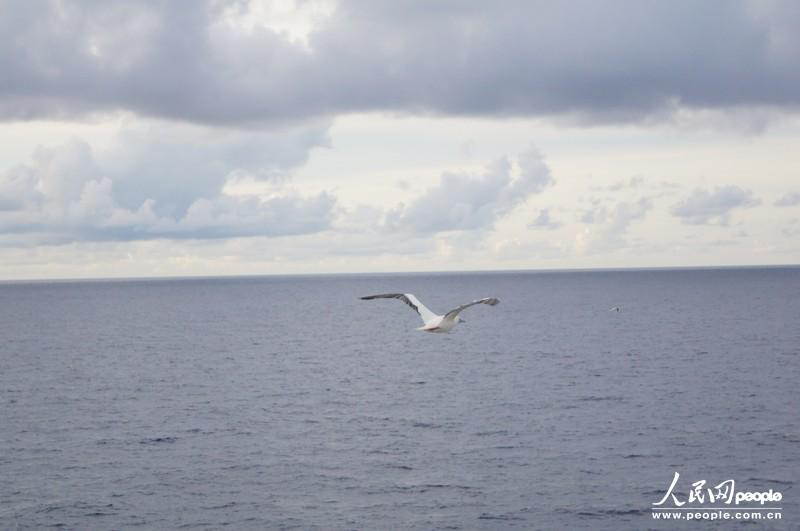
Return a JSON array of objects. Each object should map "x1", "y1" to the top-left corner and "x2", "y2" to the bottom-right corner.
[{"x1": 457, "y1": 316, "x2": 466, "y2": 323}]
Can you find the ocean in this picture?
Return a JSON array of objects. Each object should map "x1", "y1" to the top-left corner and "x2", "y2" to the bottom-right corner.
[{"x1": 1, "y1": 267, "x2": 798, "y2": 529}]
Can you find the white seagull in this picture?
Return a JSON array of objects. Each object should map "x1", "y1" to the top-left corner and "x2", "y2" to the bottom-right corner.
[{"x1": 360, "y1": 293, "x2": 500, "y2": 333}]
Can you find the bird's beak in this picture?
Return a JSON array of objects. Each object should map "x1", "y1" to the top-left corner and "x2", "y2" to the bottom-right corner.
[{"x1": 460, "y1": 318, "x2": 466, "y2": 323}]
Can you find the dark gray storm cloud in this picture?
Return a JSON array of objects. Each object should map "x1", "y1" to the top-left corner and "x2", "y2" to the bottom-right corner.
[
  {"x1": 1, "y1": 0, "x2": 799, "y2": 125},
  {"x1": 671, "y1": 185, "x2": 760, "y2": 225}
]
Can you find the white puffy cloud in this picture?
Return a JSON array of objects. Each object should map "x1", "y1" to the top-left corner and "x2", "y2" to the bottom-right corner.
[
  {"x1": 575, "y1": 197, "x2": 652, "y2": 254},
  {"x1": 670, "y1": 185, "x2": 760, "y2": 225},
  {"x1": 99, "y1": 119, "x2": 331, "y2": 217},
  {"x1": 593, "y1": 175, "x2": 644, "y2": 192},
  {"x1": 0, "y1": 134, "x2": 335, "y2": 244},
  {"x1": 774, "y1": 191, "x2": 800, "y2": 207},
  {"x1": 528, "y1": 209, "x2": 561, "y2": 230},
  {"x1": 386, "y1": 145, "x2": 552, "y2": 233}
]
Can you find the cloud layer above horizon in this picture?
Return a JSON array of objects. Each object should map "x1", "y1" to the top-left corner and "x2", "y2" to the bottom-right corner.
[
  {"x1": 1, "y1": 0, "x2": 799, "y2": 278},
  {"x1": 3, "y1": 0, "x2": 800, "y2": 125}
]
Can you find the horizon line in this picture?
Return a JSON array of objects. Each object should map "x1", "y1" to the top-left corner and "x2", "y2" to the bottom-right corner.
[{"x1": 1, "y1": 262, "x2": 798, "y2": 285}]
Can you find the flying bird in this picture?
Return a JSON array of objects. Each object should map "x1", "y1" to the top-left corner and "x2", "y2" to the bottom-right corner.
[
  {"x1": 609, "y1": 306, "x2": 622, "y2": 312},
  {"x1": 360, "y1": 293, "x2": 500, "y2": 333}
]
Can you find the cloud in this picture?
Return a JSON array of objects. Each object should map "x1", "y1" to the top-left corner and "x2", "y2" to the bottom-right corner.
[
  {"x1": 0, "y1": 135, "x2": 335, "y2": 244},
  {"x1": 606, "y1": 198, "x2": 652, "y2": 233},
  {"x1": 99, "y1": 119, "x2": 331, "y2": 217},
  {"x1": 774, "y1": 191, "x2": 800, "y2": 207},
  {"x1": 385, "y1": 145, "x2": 552, "y2": 233},
  {"x1": 528, "y1": 209, "x2": 561, "y2": 230},
  {"x1": 1, "y1": 1, "x2": 799, "y2": 125},
  {"x1": 783, "y1": 219, "x2": 800, "y2": 238},
  {"x1": 593, "y1": 175, "x2": 644, "y2": 192},
  {"x1": 670, "y1": 185, "x2": 760, "y2": 225},
  {"x1": 575, "y1": 197, "x2": 652, "y2": 254},
  {"x1": 579, "y1": 199, "x2": 606, "y2": 224}
]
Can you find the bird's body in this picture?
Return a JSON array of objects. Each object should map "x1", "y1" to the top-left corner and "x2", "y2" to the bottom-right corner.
[
  {"x1": 417, "y1": 314, "x2": 458, "y2": 333},
  {"x1": 359, "y1": 293, "x2": 499, "y2": 333}
]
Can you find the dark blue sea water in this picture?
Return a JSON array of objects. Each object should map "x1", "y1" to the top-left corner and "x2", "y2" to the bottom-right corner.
[{"x1": 1, "y1": 268, "x2": 798, "y2": 530}]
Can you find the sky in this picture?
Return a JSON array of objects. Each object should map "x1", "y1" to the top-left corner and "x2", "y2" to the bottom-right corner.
[{"x1": 1, "y1": 0, "x2": 799, "y2": 280}]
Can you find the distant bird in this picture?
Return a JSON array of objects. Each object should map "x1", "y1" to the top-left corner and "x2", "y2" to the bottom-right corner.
[
  {"x1": 360, "y1": 293, "x2": 500, "y2": 333},
  {"x1": 609, "y1": 306, "x2": 622, "y2": 312}
]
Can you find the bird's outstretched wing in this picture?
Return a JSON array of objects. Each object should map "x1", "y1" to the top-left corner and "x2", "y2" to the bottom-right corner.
[
  {"x1": 360, "y1": 293, "x2": 438, "y2": 324},
  {"x1": 443, "y1": 297, "x2": 500, "y2": 320}
]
